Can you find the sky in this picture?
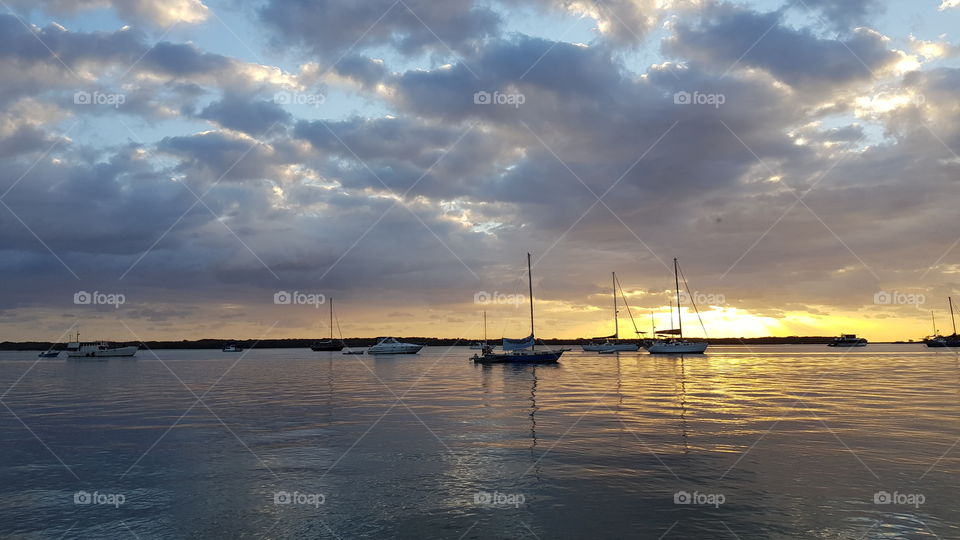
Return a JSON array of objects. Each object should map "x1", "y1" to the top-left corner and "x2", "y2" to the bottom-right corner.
[{"x1": 0, "y1": 0, "x2": 959, "y2": 343}]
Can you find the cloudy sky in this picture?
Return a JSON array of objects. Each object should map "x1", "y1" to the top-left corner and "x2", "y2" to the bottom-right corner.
[{"x1": 1, "y1": 0, "x2": 958, "y2": 342}]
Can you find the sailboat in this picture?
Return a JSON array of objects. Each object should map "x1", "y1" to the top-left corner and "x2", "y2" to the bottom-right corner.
[
  {"x1": 646, "y1": 258, "x2": 708, "y2": 354},
  {"x1": 582, "y1": 272, "x2": 641, "y2": 352},
  {"x1": 469, "y1": 312, "x2": 488, "y2": 349},
  {"x1": 472, "y1": 253, "x2": 569, "y2": 364},
  {"x1": 925, "y1": 297, "x2": 960, "y2": 347},
  {"x1": 311, "y1": 298, "x2": 345, "y2": 351}
]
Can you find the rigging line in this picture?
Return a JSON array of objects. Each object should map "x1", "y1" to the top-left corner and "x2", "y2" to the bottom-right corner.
[
  {"x1": 615, "y1": 274, "x2": 642, "y2": 336},
  {"x1": 677, "y1": 263, "x2": 709, "y2": 339}
]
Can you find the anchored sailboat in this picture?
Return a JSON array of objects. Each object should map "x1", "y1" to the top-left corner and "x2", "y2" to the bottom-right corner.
[
  {"x1": 469, "y1": 311, "x2": 488, "y2": 350},
  {"x1": 311, "y1": 298, "x2": 344, "y2": 351},
  {"x1": 646, "y1": 258, "x2": 708, "y2": 354},
  {"x1": 472, "y1": 253, "x2": 569, "y2": 364},
  {"x1": 925, "y1": 297, "x2": 960, "y2": 347},
  {"x1": 582, "y1": 272, "x2": 641, "y2": 352}
]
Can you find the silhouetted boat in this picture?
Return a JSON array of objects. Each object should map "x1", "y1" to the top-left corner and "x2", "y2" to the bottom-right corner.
[
  {"x1": 469, "y1": 311, "x2": 489, "y2": 349},
  {"x1": 646, "y1": 258, "x2": 708, "y2": 354},
  {"x1": 222, "y1": 343, "x2": 243, "y2": 352},
  {"x1": 828, "y1": 334, "x2": 867, "y2": 347},
  {"x1": 924, "y1": 298, "x2": 960, "y2": 347},
  {"x1": 38, "y1": 350, "x2": 59, "y2": 358},
  {"x1": 311, "y1": 298, "x2": 344, "y2": 351},
  {"x1": 472, "y1": 253, "x2": 568, "y2": 364}
]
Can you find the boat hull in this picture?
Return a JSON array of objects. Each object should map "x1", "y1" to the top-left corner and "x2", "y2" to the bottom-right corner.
[
  {"x1": 38, "y1": 352, "x2": 60, "y2": 358},
  {"x1": 472, "y1": 349, "x2": 566, "y2": 364},
  {"x1": 925, "y1": 338, "x2": 960, "y2": 347},
  {"x1": 646, "y1": 341, "x2": 708, "y2": 354},
  {"x1": 368, "y1": 345, "x2": 423, "y2": 355},
  {"x1": 582, "y1": 342, "x2": 639, "y2": 352}
]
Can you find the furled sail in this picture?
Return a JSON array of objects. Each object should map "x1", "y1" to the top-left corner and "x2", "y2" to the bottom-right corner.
[
  {"x1": 503, "y1": 334, "x2": 534, "y2": 351},
  {"x1": 655, "y1": 328, "x2": 682, "y2": 335}
]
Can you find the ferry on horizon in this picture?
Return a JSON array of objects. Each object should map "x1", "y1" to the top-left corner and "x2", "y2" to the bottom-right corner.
[
  {"x1": 65, "y1": 333, "x2": 137, "y2": 358},
  {"x1": 827, "y1": 334, "x2": 868, "y2": 347}
]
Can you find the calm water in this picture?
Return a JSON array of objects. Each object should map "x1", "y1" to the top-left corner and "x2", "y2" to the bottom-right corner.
[{"x1": 1, "y1": 345, "x2": 959, "y2": 539}]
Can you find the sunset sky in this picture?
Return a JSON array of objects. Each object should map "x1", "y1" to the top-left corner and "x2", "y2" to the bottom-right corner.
[{"x1": 1, "y1": 0, "x2": 959, "y2": 342}]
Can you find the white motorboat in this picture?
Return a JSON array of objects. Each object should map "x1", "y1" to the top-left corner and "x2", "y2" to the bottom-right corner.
[
  {"x1": 367, "y1": 337, "x2": 423, "y2": 355},
  {"x1": 222, "y1": 343, "x2": 243, "y2": 352},
  {"x1": 583, "y1": 341, "x2": 640, "y2": 352},
  {"x1": 582, "y1": 272, "x2": 641, "y2": 352},
  {"x1": 646, "y1": 258, "x2": 709, "y2": 355}
]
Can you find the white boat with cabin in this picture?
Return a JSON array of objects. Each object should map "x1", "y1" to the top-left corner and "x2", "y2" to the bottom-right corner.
[
  {"x1": 65, "y1": 333, "x2": 137, "y2": 358},
  {"x1": 367, "y1": 337, "x2": 423, "y2": 355},
  {"x1": 646, "y1": 258, "x2": 709, "y2": 354},
  {"x1": 582, "y1": 271, "x2": 641, "y2": 352}
]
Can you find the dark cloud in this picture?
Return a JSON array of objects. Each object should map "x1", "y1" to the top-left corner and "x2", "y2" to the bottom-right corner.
[
  {"x1": 199, "y1": 94, "x2": 292, "y2": 135},
  {"x1": 663, "y1": 4, "x2": 899, "y2": 93},
  {"x1": 259, "y1": 0, "x2": 500, "y2": 59}
]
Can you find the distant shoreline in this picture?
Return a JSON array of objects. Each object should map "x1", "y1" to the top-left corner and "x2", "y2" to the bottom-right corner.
[{"x1": 0, "y1": 337, "x2": 921, "y2": 351}]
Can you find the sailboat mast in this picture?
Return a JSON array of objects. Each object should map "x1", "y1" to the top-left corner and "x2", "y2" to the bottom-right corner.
[
  {"x1": 674, "y1": 258, "x2": 683, "y2": 339},
  {"x1": 950, "y1": 297, "x2": 957, "y2": 336},
  {"x1": 612, "y1": 271, "x2": 618, "y2": 340},
  {"x1": 483, "y1": 311, "x2": 487, "y2": 342},
  {"x1": 329, "y1": 298, "x2": 334, "y2": 340},
  {"x1": 528, "y1": 253, "x2": 535, "y2": 350},
  {"x1": 932, "y1": 310, "x2": 937, "y2": 335}
]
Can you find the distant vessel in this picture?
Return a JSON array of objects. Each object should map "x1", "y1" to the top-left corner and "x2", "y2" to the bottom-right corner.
[
  {"x1": 222, "y1": 343, "x2": 243, "y2": 352},
  {"x1": 65, "y1": 333, "x2": 137, "y2": 358},
  {"x1": 311, "y1": 298, "x2": 344, "y2": 351},
  {"x1": 38, "y1": 350, "x2": 59, "y2": 358},
  {"x1": 469, "y1": 311, "x2": 489, "y2": 350},
  {"x1": 924, "y1": 298, "x2": 960, "y2": 347},
  {"x1": 472, "y1": 253, "x2": 568, "y2": 364},
  {"x1": 646, "y1": 258, "x2": 708, "y2": 354},
  {"x1": 582, "y1": 272, "x2": 641, "y2": 352},
  {"x1": 828, "y1": 334, "x2": 868, "y2": 347},
  {"x1": 368, "y1": 337, "x2": 423, "y2": 355}
]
